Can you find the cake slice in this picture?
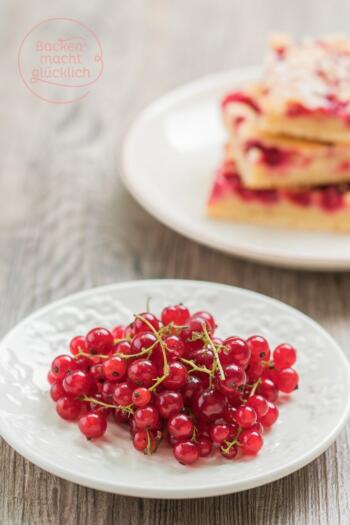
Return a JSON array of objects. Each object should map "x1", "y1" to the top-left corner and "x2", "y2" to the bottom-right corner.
[
  {"x1": 258, "y1": 34, "x2": 350, "y2": 143},
  {"x1": 223, "y1": 87, "x2": 350, "y2": 189},
  {"x1": 207, "y1": 153, "x2": 350, "y2": 232}
]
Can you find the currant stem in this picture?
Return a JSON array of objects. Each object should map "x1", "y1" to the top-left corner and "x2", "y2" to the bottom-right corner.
[
  {"x1": 221, "y1": 427, "x2": 242, "y2": 454},
  {"x1": 248, "y1": 377, "x2": 262, "y2": 397},
  {"x1": 134, "y1": 314, "x2": 170, "y2": 390},
  {"x1": 180, "y1": 358, "x2": 212, "y2": 376},
  {"x1": 203, "y1": 325, "x2": 225, "y2": 380},
  {"x1": 80, "y1": 395, "x2": 134, "y2": 414}
]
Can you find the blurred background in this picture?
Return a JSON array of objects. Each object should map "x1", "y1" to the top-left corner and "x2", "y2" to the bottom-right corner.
[{"x1": 1, "y1": 2, "x2": 350, "y2": 524}]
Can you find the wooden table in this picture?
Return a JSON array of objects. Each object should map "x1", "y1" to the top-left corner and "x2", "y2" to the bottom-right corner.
[{"x1": 1, "y1": 2, "x2": 350, "y2": 523}]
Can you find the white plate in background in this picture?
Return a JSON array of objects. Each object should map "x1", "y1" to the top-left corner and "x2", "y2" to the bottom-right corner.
[{"x1": 122, "y1": 67, "x2": 350, "y2": 270}]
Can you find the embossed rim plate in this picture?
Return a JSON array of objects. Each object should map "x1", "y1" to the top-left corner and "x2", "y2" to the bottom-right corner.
[
  {"x1": 0, "y1": 279, "x2": 349, "y2": 498},
  {"x1": 122, "y1": 66, "x2": 350, "y2": 271}
]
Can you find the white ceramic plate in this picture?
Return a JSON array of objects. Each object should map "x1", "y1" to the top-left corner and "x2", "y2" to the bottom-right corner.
[
  {"x1": 0, "y1": 280, "x2": 349, "y2": 498},
  {"x1": 122, "y1": 67, "x2": 350, "y2": 271}
]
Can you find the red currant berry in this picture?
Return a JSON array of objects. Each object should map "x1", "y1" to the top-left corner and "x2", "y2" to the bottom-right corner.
[
  {"x1": 189, "y1": 348, "x2": 214, "y2": 372},
  {"x1": 221, "y1": 337, "x2": 251, "y2": 367},
  {"x1": 56, "y1": 396, "x2": 82, "y2": 421},
  {"x1": 133, "y1": 429, "x2": 157, "y2": 453},
  {"x1": 249, "y1": 422, "x2": 264, "y2": 434},
  {"x1": 132, "y1": 387, "x2": 152, "y2": 407},
  {"x1": 164, "y1": 335, "x2": 185, "y2": 360},
  {"x1": 161, "y1": 304, "x2": 190, "y2": 326},
  {"x1": 114, "y1": 340, "x2": 133, "y2": 357},
  {"x1": 274, "y1": 367, "x2": 299, "y2": 393},
  {"x1": 101, "y1": 381, "x2": 117, "y2": 403},
  {"x1": 103, "y1": 356, "x2": 127, "y2": 382},
  {"x1": 259, "y1": 401, "x2": 279, "y2": 427},
  {"x1": 257, "y1": 378, "x2": 278, "y2": 402},
  {"x1": 247, "y1": 335, "x2": 270, "y2": 361},
  {"x1": 128, "y1": 358, "x2": 157, "y2": 388},
  {"x1": 134, "y1": 406, "x2": 159, "y2": 429},
  {"x1": 47, "y1": 370, "x2": 56, "y2": 385},
  {"x1": 50, "y1": 381, "x2": 65, "y2": 401},
  {"x1": 273, "y1": 344, "x2": 297, "y2": 370},
  {"x1": 74, "y1": 355, "x2": 93, "y2": 372},
  {"x1": 182, "y1": 375, "x2": 203, "y2": 405},
  {"x1": 189, "y1": 316, "x2": 214, "y2": 336},
  {"x1": 173, "y1": 441, "x2": 199, "y2": 465},
  {"x1": 114, "y1": 407, "x2": 131, "y2": 424},
  {"x1": 223, "y1": 405, "x2": 237, "y2": 424},
  {"x1": 124, "y1": 323, "x2": 135, "y2": 339},
  {"x1": 111, "y1": 325, "x2": 126, "y2": 341},
  {"x1": 134, "y1": 312, "x2": 160, "y2": 334},
  {"x1": 85, "y1": 327, "x2": 113, "y2": 355},
  {"x1": 51, "y1": 354, "x2": 76, "y2": 380},
  {"x1": 163, "y1": 361, "x2": 188, "y2": 389},
  {"x1": 246, "y1": 360, "x2": 264, "y2": 382},
  {"x1": 156, "y1": 391, "x2": 184, "y2": 418},
  {"x1": 90, "y1": 363, "x2": 105, "y2": 383},
  {"x1": 197, "y1": 436, "x2": 212, "y2": 457},
  {"x1": 226, "y1": 390, "x2": 243, "y2": 407},
  {"x1": 168, "y1": 414, "x2": 194, "y2": 439},
  {"x1": 220, "y1": 444, "x2": 238, "y2": 460},
  {"x1": 63, "y1": 370, "x2": 92, "y2": 396},
  {"x1": 130, "y1": 332, "x2": 157, "y2": 356},
  {"x1": 192, "y1": 311, "x2": 216, "y2": 332},
  {"x1": 218, "y1": 364, "x2": 246, "y2": 394},
  {"x1": 79, "y1": 412, "x2": 107, "y2": 439},
  {"x1": 246, "y1": 395, "x2": 269, "y2": 417},
  {"x1": 239, "y1": 430, "x2": 263, "y2": 455},
  {"x1": 235, "y1": 405, "x2": 257, "y2": 428},
  {"x1": 192, "y1": 389, "x2": 227, "y2": 422},
  {"x1": 210, "y1": 423, "x2": 230, "y2": 444},
  {"x1": 113, "y1": 382, "x2": 133, "y2": 406},
  {"x1": 69, "y1": 336, "x2": 86, "y2": 356}
]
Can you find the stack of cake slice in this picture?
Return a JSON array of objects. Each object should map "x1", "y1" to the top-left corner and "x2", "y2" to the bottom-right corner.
[{"x1": 208, "y1": 35, "x2": 350, "y2": 231}]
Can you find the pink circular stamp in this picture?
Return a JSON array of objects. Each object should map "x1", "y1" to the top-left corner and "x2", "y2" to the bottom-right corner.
[{"x1": 18, "y1": 17, "x2": 103, "y2": 104}]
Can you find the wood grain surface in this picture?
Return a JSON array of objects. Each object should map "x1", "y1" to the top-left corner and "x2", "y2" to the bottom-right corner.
[{"x1": 1, "y1": 1, "x2": 350, "y2": 523}]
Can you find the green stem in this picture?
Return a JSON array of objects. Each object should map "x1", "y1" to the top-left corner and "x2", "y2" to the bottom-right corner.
[
  {"x1": 203, "y1": 325, "x2": 225, "y2": 380},
  {"x1": 134, "y1": 314, "x2": 170, "y2": 391}
]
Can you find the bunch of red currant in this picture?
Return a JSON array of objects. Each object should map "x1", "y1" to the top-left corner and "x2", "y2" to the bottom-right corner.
[{"x1": 48, "y1": 304, "x2": 299, "y2": 465}]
